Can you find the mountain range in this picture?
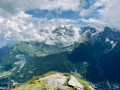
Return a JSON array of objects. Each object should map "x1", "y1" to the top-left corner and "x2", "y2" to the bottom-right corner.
[{"x1": 0, "y1": 26, "x2": 120, "y2": 90}]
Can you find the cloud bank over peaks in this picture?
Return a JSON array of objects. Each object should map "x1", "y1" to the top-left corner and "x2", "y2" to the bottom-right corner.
[{"x1": 0, "y1": 11, "x2": 83, "y2": 47}]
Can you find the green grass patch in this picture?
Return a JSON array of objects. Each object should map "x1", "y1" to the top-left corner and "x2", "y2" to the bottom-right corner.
[
  {"x1": 63, "y1": 73, "x2": 71, "y2": 79},
  {"x1": 40, "y1": 71, "x2": 56, "y2": 78},
  {"x1": 77, "y1": 78, "x2": 92, "y2": 90}
]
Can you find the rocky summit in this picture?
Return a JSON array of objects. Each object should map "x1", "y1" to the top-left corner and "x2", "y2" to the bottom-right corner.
[{"x1": 12, "y1": 72, "x2": 93, "y2": 90}]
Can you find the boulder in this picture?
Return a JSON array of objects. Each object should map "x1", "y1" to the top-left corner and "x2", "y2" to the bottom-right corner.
[{"x1": 68, "y1": 76, "x2": 83, "y2": 90}]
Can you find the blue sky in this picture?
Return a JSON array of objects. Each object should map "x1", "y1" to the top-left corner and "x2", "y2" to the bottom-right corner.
[
  {"x1": 26, "y1": 10, "x2": 80, "y2": 20},
  {"x1": 25, "y1": 10, "x2": 87, "y2": 25},
  {"x1": 0, "y1": 0, "x2": 119, "y2": 25},
  {"x1": 23, "y1": 0, "x2": 107, "y2": 27}
]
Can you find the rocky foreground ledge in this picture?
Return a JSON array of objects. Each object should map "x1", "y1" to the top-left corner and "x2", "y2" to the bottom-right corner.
[{"x1": 13, "y1": 72, "x2": 94, "y2": 90}]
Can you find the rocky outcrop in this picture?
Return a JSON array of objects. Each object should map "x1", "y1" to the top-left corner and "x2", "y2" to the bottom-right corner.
[{"x1": 46, "y1": 73, "x2": 69, "y2": 89}]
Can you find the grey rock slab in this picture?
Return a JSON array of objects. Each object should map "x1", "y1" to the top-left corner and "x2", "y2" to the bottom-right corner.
[
  {"x1": 68, "y1": 76, "x2": 83, "y2": 90},
  {"x1": 46, "y1": 73, "x2": 69, "y2": 89}
]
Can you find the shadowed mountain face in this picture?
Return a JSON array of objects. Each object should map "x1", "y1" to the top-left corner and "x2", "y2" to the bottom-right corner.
[
  {"x1": 0, "y1": 26, "x2": 120, "y2": 89},
  {"x1": 80, "y1": 27, "x2": 120, "y2": 82}
]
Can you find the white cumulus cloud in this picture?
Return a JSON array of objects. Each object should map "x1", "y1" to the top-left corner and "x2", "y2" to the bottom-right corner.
[
  {"x1": 98, "y1": 0, "x2": 120, "y2": 27},
  {"x1": 0, "y1": 0, "x2": 80, "y2": 16},
  {"x1": 79, "y1": 0, "x2": 120, "y2": 27},
  {"x1": 80, "y1": 18, "x2": 105, "y2": 24}
]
